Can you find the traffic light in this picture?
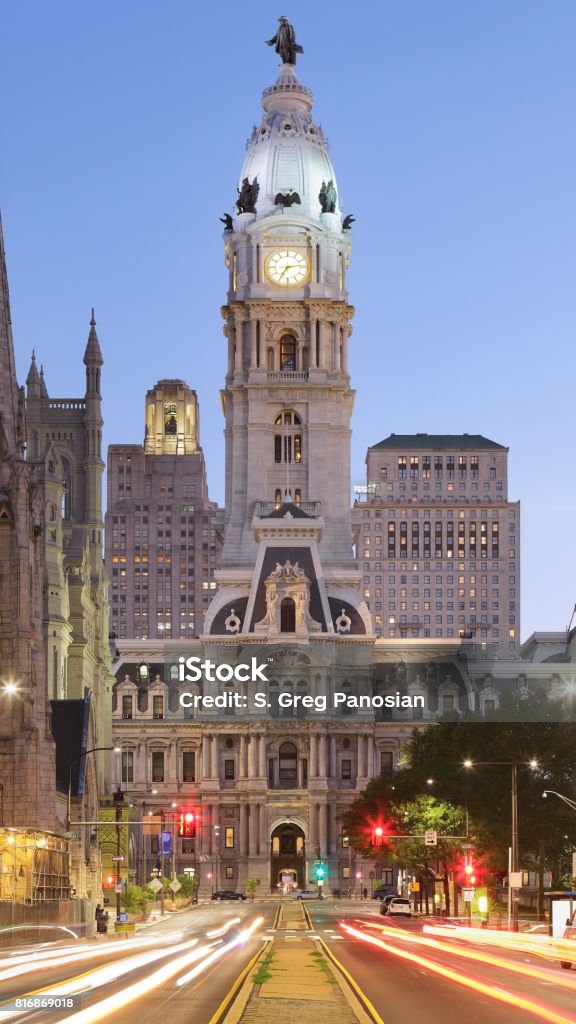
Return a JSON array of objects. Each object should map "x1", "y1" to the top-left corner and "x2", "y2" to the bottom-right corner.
[
  {"x1": 316, "y1": 864, "x2": 325, "y2": 880},
  {"x1": 371, "y1": 826, "x2": 386, "y2": 847},
  {"x1": 464, "y1": 859, "x2": 478, "y2": 886},
  {"x1": 178, "y1": 811, "x2": 196, "y2": 838}
]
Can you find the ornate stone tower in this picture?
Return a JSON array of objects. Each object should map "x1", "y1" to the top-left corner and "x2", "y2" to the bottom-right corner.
[{"x1": 206, "y1": 47, "x2": 370, "y2": 639}]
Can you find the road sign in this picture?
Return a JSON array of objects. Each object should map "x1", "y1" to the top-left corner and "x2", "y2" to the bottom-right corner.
[
  {"x1": 369, "y1": 871, "x2": 375, "y2": 880},
  {"x1": 114, "y1": 884, "x2": 122, "y2": 894},
  {"x1": 509, "y1": 871, "x2": 523, "y2": 888},
  {"x1": 463, "y1": 888, "x2": 475, "y2": 902},
  {"x1": 169, "y1": 879, "x2": 181, "y2": 893},
  {"x1": 62, "y1": 832, "x2": 78, "y2": 840},
  {"x1": 148, "y1": 878, "x2": 163, "y2": 893},
  {"x1": 424, "y1": 830, "x2": 438, "y2": 846},
  {"x1": 112, "y1": 855, "x2": 125, "y2": 862},
  {"x1": 410, "y1": 882, "x2": 420, "y2": 892}
]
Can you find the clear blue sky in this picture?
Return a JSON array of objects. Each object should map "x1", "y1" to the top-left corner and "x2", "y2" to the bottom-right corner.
[{"x1": 2, "y1": 1, "x2": 575, "y2": 641}]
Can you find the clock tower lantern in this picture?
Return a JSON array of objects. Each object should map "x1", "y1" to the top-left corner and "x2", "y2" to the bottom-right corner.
[{"x1": 205, "y1": 41, "x2": 371, "y2": 640}]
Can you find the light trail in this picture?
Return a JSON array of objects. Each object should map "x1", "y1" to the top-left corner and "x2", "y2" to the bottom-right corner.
[
  {"x1": 341, "y1": 922, "x2": 576, "y2": 1024},
  {"x1": 206, "y1": 917, "x2": 241, "y2": 938},
  {"x1": 360, "y1": 921, "x2": 576, "y2": 989},
  {"x1": 422, "y1": 923, "x2": 576, "y2": 966},
  {"x1": 0, "y1": 933, "x2": 181, "y2": 983},
  {"x1": 176, "y1": 916, "x2": 263, "y2": 988}
]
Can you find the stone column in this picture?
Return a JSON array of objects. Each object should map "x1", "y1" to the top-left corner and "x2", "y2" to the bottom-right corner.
[
  {"x1": 319, "y1": 803, "x2": 328, "y2": 858},
  {"x1": 239, "y1": 803, "x2": 248, "y2": 856},
  {"x1": 357, "y1": 734, "x2": 365, "y2": 779},
  {"x1": 366, "y1": 734, "x2": 375, "y2": 779},
  {"x1": 240, "y1": 734, "x2": 247, "y2": 778},
  {"x1": 318, "y1": 321, "x2": 326, "y2": 369},
  {"x1": 309, "y1": 802, "x2": 318, "y2": 851},
  {"x1": 258, "y1": 733, "x2": 266, "y2": 778},
  {"x1": 248, "y1": 805, "x2": 258, "y2": 857},
  {"x1": 259, "y1": 803, "x2": 268, "y2": 857},
  {"x1": 318, "y1": 732, "x2": 327, "y2": 777},
  {"x1": 227, "y1": 334, "x2": 234, "y2": 375},
  {"x1": 250, "y1": 318, "x2": 258, "y2": 368},
  {"x1": 211, "y1": 734, "x2": 218, "y2": 780},
  {"x1": 202, "y1": 736, "x2": 210, "y2": 780},
  {"x1": 202, "y1": 804, "x2": 211, "y2": 854},
  {"x1": 247, "y1": 733, "x2": 255, "y2": 778},
  {"x1": 329, "y1": 736, "x2": 337, "y2": 779},
  {"x1": 309, "y1": 733, "x2": 318, "y2": 778}
]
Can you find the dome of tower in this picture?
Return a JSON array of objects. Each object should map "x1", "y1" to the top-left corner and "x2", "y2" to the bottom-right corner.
[{"x1": 237, "y1": 63, "x2": 342, "y2": 226}]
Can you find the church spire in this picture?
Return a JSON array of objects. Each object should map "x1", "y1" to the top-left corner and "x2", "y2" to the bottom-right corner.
[
  {"x1": 84, "y1": 308, "x2": 103, "y2": 368},
  {"x1": 26, "y1": 350, "x2": 41, "y2": 399},
  {"x1": 0, "y1": 215, "x2": 24, "y2": 454}
]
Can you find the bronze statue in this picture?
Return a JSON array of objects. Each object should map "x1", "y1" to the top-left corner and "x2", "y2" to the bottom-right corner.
[
  {"x1": 274, "y1": 191, "x2": 301, "y2": 207},
  {"x1": 319, "y1": 179, "x2": 337, "y2": 214},
  {"x1": 236, "y1": 177, "x2": 260, "y2": 214},
  {"x1": 342, "y1": 214, "x2": 355, "y2": 230},
  {"x1": 266, "y1": 17, "x2": 303, "y2": 66},
  {"x1": 220, "y1": 213, "x2": 233, "y2": 231}
]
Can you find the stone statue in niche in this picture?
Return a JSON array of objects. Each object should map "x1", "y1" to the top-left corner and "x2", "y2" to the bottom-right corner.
[
  {"x1": 236, "y1": 177, "x2": 260, "y2": 214},
  {"x1": 164, "y1": 414, "x2": 177, "y2": 435},
  {"x1": 255, "y1": 560, "x2": 321, "y2": 637},
  {"x1": 319, "y1": 180, "x2": 337, "y2": 213},
  {"x1": 266, "y1": 17, "x2": 303, "y2": 66}
]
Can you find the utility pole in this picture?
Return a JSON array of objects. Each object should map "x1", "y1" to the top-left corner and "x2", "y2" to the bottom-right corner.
[
  {"x1": 113, "y1": 787, "x2": 124, "y2": 923},
  {"x1": 511, "y1": 763, "x2": 519, "y2": 932},
  {"x1": 160, "y1": 810, "x2": 166, "y2": 916}
]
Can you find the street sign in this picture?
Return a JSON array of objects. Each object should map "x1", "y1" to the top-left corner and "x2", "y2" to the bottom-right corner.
[
  {"x1": 463, "y1": 888, "x2": 475, "y2": 902},
  {"x1": 411, "y1": 882, "x2": 420, "y2": 892},
  {"x1": 424, "y1": 830, "x2": 438, "y2": 846},
  {"x1": 62, "y1": 832, "x2": 78, "y2": 840},
  {"x1": 509, "y1": 872, "x2": 523, "y2": 888},
  {"x1": 183, "y1": 867, "x2": 195, "y2": 876},
  {"x1": 317, "y1": 879, "x2": 324, "y2": 887},
  {"x1": 369, "y1": 871, "x2": 375, "y2": 880},
  {"x1": 148, "y1": 878, "x2": 163, "y2": 893},
  {"x1": 169, "y1": 879, "x2": 181, "y2": 893},
  {"x1": 112, "y1": 855, "x2": 125, "y2": 862},
  {"x1": 114, "y1": 884, "x2": 122, "y2": 894}
]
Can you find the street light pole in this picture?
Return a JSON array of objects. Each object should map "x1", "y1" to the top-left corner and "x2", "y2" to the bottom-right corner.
[
  {"x1": 160, "y1": 810, "x2": 166, "y2": 916},
  {"x1": 113, "y1": 787, "x2": 124, "y2": 923}
]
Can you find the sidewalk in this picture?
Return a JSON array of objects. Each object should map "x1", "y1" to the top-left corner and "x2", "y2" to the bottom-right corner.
[{"x1": 225, "y1": 903, "x2": 372, "y2": 1024}]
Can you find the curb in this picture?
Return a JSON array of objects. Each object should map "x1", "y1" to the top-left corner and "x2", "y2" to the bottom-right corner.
[
  {"x1": 319, "y1": 939, "x2": 384, "y2": 1024},
  {"x1": 208, "y1": 942, "x2": 271, "y2": 1024}
]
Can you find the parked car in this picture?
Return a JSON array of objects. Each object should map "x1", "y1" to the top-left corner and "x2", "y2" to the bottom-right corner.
[
  {"x1": 373, "y1": 887, "x2": 393, "y2": 900},
  {"x1": 292, "y1": 890, "x2": 326, "y2": 900},
  {"x1": 382, "y1": 897, "x2": 412, "y2": 917},
  {"x1": 211, "y1": 890, "x2": 246, "y2": 901}
]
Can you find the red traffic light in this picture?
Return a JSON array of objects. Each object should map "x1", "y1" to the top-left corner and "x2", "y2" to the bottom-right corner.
[
  {"x1": 371, "y1": 826, "x2": 386, "y2": 847},
  {"x1": 178, "y1": 811, "x2": 196, "y2": 838}
]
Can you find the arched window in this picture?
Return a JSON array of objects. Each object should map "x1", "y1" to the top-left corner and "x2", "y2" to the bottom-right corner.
[
  {"x1": 280, "y1": 598, "x2": 296, "y2": 632},
  {"x1": 280, "y1": 335, "x2": 297, "y2": 371},
  {"x1": 275, "y1": 489, "x2": 282, "y2": 509},
  {"x1": 274, "y1": 411, "x2": 302, "y2": 465},
  {"x1": 279, "y1": 742, "x2": 297, "y2": 784}
]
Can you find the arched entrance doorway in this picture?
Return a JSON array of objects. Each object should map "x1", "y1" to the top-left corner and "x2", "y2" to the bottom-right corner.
[
  {"x1": 271, "y1": 822, "x2": 306, "y2": 891},
  {"x1": 280, "y1": 598, "x2": 296, "y2": 632}
]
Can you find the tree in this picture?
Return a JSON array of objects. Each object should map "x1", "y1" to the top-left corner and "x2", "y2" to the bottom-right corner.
[{"x1": 245, "y1": 877, "x2": 259, "y2": 899}]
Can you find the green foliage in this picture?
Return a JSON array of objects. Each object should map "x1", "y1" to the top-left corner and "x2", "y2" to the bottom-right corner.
[
  {"x1": 121, "y1": 885, "x2": 149, "y2": 913},
  {"x1": 176, "y1": 874, "x2": 197, "y2": 898},
  {"x1": 252, "y1": 951, "x2": 275, "y2": 985},
  {"x1": 245, "y1": 877, "x2": 259, "y2": 895}
]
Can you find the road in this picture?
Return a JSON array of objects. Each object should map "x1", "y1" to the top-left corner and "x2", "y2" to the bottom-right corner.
[
  {"x1": 0, "y1": 900, "x2": 274, "y2": 1024},
  {"x1": 306, "y1": 899, "x2": 576, "y2": 1024},
  {"x1": 2, "y1": 900, "x2": 576, "y2": 1024}
]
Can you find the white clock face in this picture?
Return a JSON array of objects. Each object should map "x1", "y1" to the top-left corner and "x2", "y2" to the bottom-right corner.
[{"x1": 266, "y1": 249, "x2": 309, "y2": 286}]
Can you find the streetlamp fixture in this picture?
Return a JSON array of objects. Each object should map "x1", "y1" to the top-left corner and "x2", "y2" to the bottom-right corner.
[
  {"x1": 542, "y1": 790, "x2": 576, "y2": 813},
  {"x1": 463, "y1": 758, "x2": 539, "y2": 931}
]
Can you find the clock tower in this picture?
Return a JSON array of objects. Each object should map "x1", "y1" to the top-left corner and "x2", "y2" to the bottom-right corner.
[{"x1": 205, "y1": 44, "x2": 371, "y2": 640}]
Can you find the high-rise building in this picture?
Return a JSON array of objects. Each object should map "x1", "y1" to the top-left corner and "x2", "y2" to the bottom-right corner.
[
  {"x1": 106, "y1": 379, "x2": 219, "y2": 640},
  {"x1": 361, "y1": 433, "x2": 520, "y2": 655}
]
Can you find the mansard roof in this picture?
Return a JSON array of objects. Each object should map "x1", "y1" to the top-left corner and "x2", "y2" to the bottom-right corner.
[{"x1": 371, "y1": 433, "x2": 507, "y2": 452}]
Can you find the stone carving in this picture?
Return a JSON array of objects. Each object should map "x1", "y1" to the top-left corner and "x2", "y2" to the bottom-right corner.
[
  {"x1": 224, "y1": 607, "x2": 241, "y2": 633},
  {"x1": 319, "y1": 179, "x2": 337, "y2": 213},
  {"x1": 335, "y1": 608, "x2": 352, "y2": 633},
  {"x1": 266, "y1": 17, "x2": 303, "y2": 66},
  {"x1": 274, "y1": 191, "x2": 302, "y2": 208},
  {"x1": 255, "y1": 560, "x2": 321, "y2": 637},
  {"x1": 269, "y1": 560, "x2": 306, "y2": 581},
  {"x1": 342, "y1": 214, "x2": 355, "y2": 230},
  {"x1": 220, "y1": 213, "x2": 233, "y2": 231},
  {"x1": 236, "y1": 177, "x2": 260, "y2": 214}
]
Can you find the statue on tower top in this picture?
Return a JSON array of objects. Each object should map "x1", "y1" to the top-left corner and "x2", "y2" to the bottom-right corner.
[{"x1": 266, "y1": 16, "x2": 303, "y2": 65}]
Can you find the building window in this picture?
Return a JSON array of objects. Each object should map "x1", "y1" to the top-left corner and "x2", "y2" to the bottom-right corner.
[
  {"x1": 279, "y1": 741, "x2": 297, "y2": 783},
  {"x1": 122, "y1": 695, "x2": 133, "y2": 719},
  {"x1": 182, "y1": 751, "x2": 195, "y2": 782},
  {"x1": 152, "y1": 751, "x2": 164, "y2": 782},
  {"x1": 225, "y1": 866, "x2": 234, "y2": 880},
  {"x1": 121, "y1": 751, "x2": 133, "y2": 784},
  {"x1": 280, "y1": 598, "x2": 296, "y2": 632},
  {"x1": 380, "y1": 751, "x2": 393, "y2": 774},
  {"x1": 341, "y1": 759, "x2": 352, "y2": 779},
  {"x1": 225, "y1": 827, "x2": 235, "y2": 849},
  {"x1": 342, "y1": 865, "x2": 351, "y2": 879},
  {"x1": 274, "y1": 411, "x2": 302, "y2": 464},
  {"x1": 280, "y1": 335, "x2": 297, "y2": 371},
  {"x1": 153, "y1": 695, "x2": 164, "y2": 719},
  {"x1": 442, "y1": 695, "x2": 454, "y2": 712},
  {"x1": 398, "y1": 456, "x2": 407, "y2": 479},
  {"x1": 224, "y1": 759, "x2": 235, "y2": 780}
]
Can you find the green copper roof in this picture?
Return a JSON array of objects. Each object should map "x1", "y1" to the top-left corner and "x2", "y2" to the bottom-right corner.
[{"x1": 371, "y1": 434, "x2": 507, "y2": 451}]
